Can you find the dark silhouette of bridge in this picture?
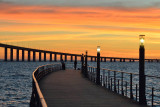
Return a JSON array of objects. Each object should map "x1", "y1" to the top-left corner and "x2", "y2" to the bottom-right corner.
[{"x1": 0, "y1": 43, "x2": 159, "y2": 62}]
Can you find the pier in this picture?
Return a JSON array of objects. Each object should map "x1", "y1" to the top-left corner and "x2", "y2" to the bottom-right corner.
[
  {"x1": 39, "y1": 69, "x2": 144, "y2": 107},
  {"x1": 30, "y1": 62, "x2": 160, "y2": 107}
]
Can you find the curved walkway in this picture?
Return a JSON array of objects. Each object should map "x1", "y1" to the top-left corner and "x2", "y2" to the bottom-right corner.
[{"x1": 39, "y1": 69, "x2": 147, "y2": 107}]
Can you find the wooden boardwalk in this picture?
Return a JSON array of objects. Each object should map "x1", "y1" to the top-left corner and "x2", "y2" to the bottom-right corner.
[{"x1": 39, "y1": 69, "x2": 147, "y2": 107}]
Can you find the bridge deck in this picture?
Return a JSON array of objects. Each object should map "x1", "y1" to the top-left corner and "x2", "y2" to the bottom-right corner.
[{"x1": 39, "y1": 69, "x2": 146, "y2": 107}]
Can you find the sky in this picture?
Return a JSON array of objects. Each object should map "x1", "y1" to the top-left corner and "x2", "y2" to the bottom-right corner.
[{"x1": 0, "y1": 0, "x2": 160, "y2": 59}]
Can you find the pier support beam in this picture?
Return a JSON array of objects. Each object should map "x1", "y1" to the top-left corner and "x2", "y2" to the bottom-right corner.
[
  {"x1": 22, "y1": 49, "x2": 25, "y2": 61},
  {"x1": 114, "y1": 58, "x2": 116, "y2": 62},
  {"x1": 33, "y1": 51, "x2": 36, "y2": 62},
  {"x1": 4, "y1": 47, "x2": 7, "y2": 61},
  {"x1": 110, "y1": 58, "x2": 112, "y2": 62},
  {"x1": 28, "y1": 50, "x2": 31, "y2": 62},
  {"x1": 10, "y1": 48, "x2": 13, "y2": 61},
  {"x1": 50, "y1": 53, "x2": 52, "y2": 62},
  {"x1": 104, "y1": 58, "x2": 106, "y2": 62},
  {"x1": 39, "y1": 52, "x2": 41, "y2": 62},
  {"x1": 44, "y1": 52, "x2": 46, "y2": 61},
  {"x1": 16, "y1": 49, "x2": 19, "y2": 61},
  {"x1": 54, "y1": 54, "x2": 57, "y2": 62}
]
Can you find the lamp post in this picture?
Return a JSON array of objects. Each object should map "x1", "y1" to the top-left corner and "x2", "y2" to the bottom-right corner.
[
  {"x1": 96, "y1": 46, "x2": 100, "y2": 85},
  {"x1": 85, "y1": 51, "x2": 88, "y2": 78},
  {"x1": 139, "y1": 35, "x2": 147, "y2": 105},
  {"x1": 81, "y1": 54, "x2": 84, "y2": 74}
]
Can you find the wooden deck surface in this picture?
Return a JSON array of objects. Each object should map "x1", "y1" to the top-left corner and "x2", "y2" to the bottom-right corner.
[{"x1": 39, "y1": 69, "x2": 147, "y2": 107}]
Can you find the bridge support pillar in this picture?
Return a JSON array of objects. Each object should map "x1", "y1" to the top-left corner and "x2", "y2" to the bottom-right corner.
[
  {"x1": 120, "y1": 59, "x2": 122, "y2": 62},
  {"x1": 44, "y1": 52, "x2": 46, "y2": 61},
  {"x1": 33, "y1": 51, "x2": 36, "y2": 62},
  {"x1": 10, "y1": 48, "x2": 13, "y2": 61},
  {"x1": 75, "y1": 56, "x2": 77, "y2": 62},
  {"x1": 50, "y1": 53, "x2": 52, "y2": 62},
  {"x1": 60, "y1": 54, "x2": 63, "y2": 61},
  {"x1": 65, "y1": 55, "x2": 67, "y2": 62},
  {"x1": 71, "y1": 55, "x2": 73, "y2": 62},
  {"x1": 4, "y1": 47, "x2": 7, "y2": 61},
  {"x1": 28, "y1": 50, "x2": 31, "y2": 62},
  {"x1": 104, "y1": 58, "x2": 106, "y2": 62},
  {"x1": 91, "y1": 57, "x2": 93, "y2": 62},
  {"x1": 100, "y1": 57, "x2": 103, "y2": 62},
  {"x1": 114, "y1": 58, "x2": 116, "y2": 62},
  {"x1": 123, "y1": 58, "x2": 125, "y2": 62},
  {"x1": 22, "y1": 49, "x2": 25, "y2": 61},
  {"x1": 94, "y1": 57, "x2": 96, "y2": 62},
  {"x1": 39, "y1": 52, "x2": 41, "y2": 62},
  {"x1": 110, "y1": 58, "x2": 112, "y2": 62},
  {"x1": 54, "y1": 54, "x2": 57, "y2": 62},
  {"x1": 16, "y1": 49, "x2": 19, "y2": 61}
]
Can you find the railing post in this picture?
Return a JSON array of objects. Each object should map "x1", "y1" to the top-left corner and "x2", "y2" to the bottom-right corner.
[
  {"x1": 118, "y1": 79, "x2": 119, "y2": 94},
  {"x1": 111, "y1": 78, "x2": 112, "y2": 91},
  {"x1": 108, "y1": 70, "x2": 110, "y2": 89},
  {"x1": 136, "y1": 84, "x2": 138, "y2": 102},
  {"x1": 114, "y1": 71, "x2": 117, "y2": 92},
  {"x1": 103, "y1": 69, "x2": 105, "y2": 87},
  {"x1": 125, "y1": 81, "x2": 127, "y2": 96},
  {"x1": 121, "y1": 72, "x2": 124, "y2": 96},
  {"x1": 152, "y1": 87, "x2": 154, "y2": 107},
  {"x1": 130, "y1": 74, "x2": 133, "y2": 99},
  {"x1": 81, "y1": 54, "x2": 84, "y2": 73}
]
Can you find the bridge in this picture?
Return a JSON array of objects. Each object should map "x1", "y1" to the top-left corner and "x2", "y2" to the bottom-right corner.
[{"x1": 0, "y1": 43, "x2": 159, "y2": 62}]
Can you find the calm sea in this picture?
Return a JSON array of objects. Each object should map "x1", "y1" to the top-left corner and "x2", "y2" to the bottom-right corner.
[{"x1": 0, "y1": 61, "x2": 159, "y2": 106}]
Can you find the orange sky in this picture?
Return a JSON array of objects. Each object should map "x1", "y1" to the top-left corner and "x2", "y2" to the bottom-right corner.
[{"x1": 0, "y1": 3, "x2": 160, "y2": 59}]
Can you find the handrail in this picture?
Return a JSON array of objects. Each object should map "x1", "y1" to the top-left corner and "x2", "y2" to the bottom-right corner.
[
  {"x1": 32, "y1": 68, "x2": 47, "y2": 107},
  {"x1": 30, "y1": 63, "x2": 62, "y2": 107},
  {"x1": 87, "y1": 66, "x2": 160, "y2": 106}
]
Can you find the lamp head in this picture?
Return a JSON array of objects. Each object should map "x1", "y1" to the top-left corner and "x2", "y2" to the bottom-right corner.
[
  {"x1": 139, "y1": 35, "x2": 145, "y2": 46},
  {"x1": 97, "y1": 46, "x2": 100, "y2": 53}
]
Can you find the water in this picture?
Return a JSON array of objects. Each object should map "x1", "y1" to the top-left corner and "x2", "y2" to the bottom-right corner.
[{"x1": 0, "y1": 61, "x2": 159, "y2": 106}]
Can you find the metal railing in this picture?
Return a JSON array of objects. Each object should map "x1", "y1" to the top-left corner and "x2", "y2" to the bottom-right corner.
[
  {"x1": 30, "y1": 63, "x2": 62, "y2": 107},
  {"x1": 87, "y1": 66, "x2": 160, "y2": 107}
]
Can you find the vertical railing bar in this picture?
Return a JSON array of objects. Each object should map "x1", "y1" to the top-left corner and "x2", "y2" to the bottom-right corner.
[
  {"x1": 114, "y1": 71, "x2": 117, "y2": 92},
  {"x1": 136, "y1": 84, "x2": 137, "y2": 102},
  {"x1": 130, "y1": 73, "x2": 133, "y2": 99},
  {"x1": 152, "y1": 87, "x2": 154, "y2": 107},
  {"x1": 121, "y1": 72, "x2": 124, "y2": 96},
  {"x1": 118, "y1": 79, "x2": 119, "y2": 94}
]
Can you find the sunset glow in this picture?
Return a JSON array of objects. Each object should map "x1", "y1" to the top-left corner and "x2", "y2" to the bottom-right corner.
[{"x1": 0, "y1": 1, "x2": 160, "y2": 59}]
